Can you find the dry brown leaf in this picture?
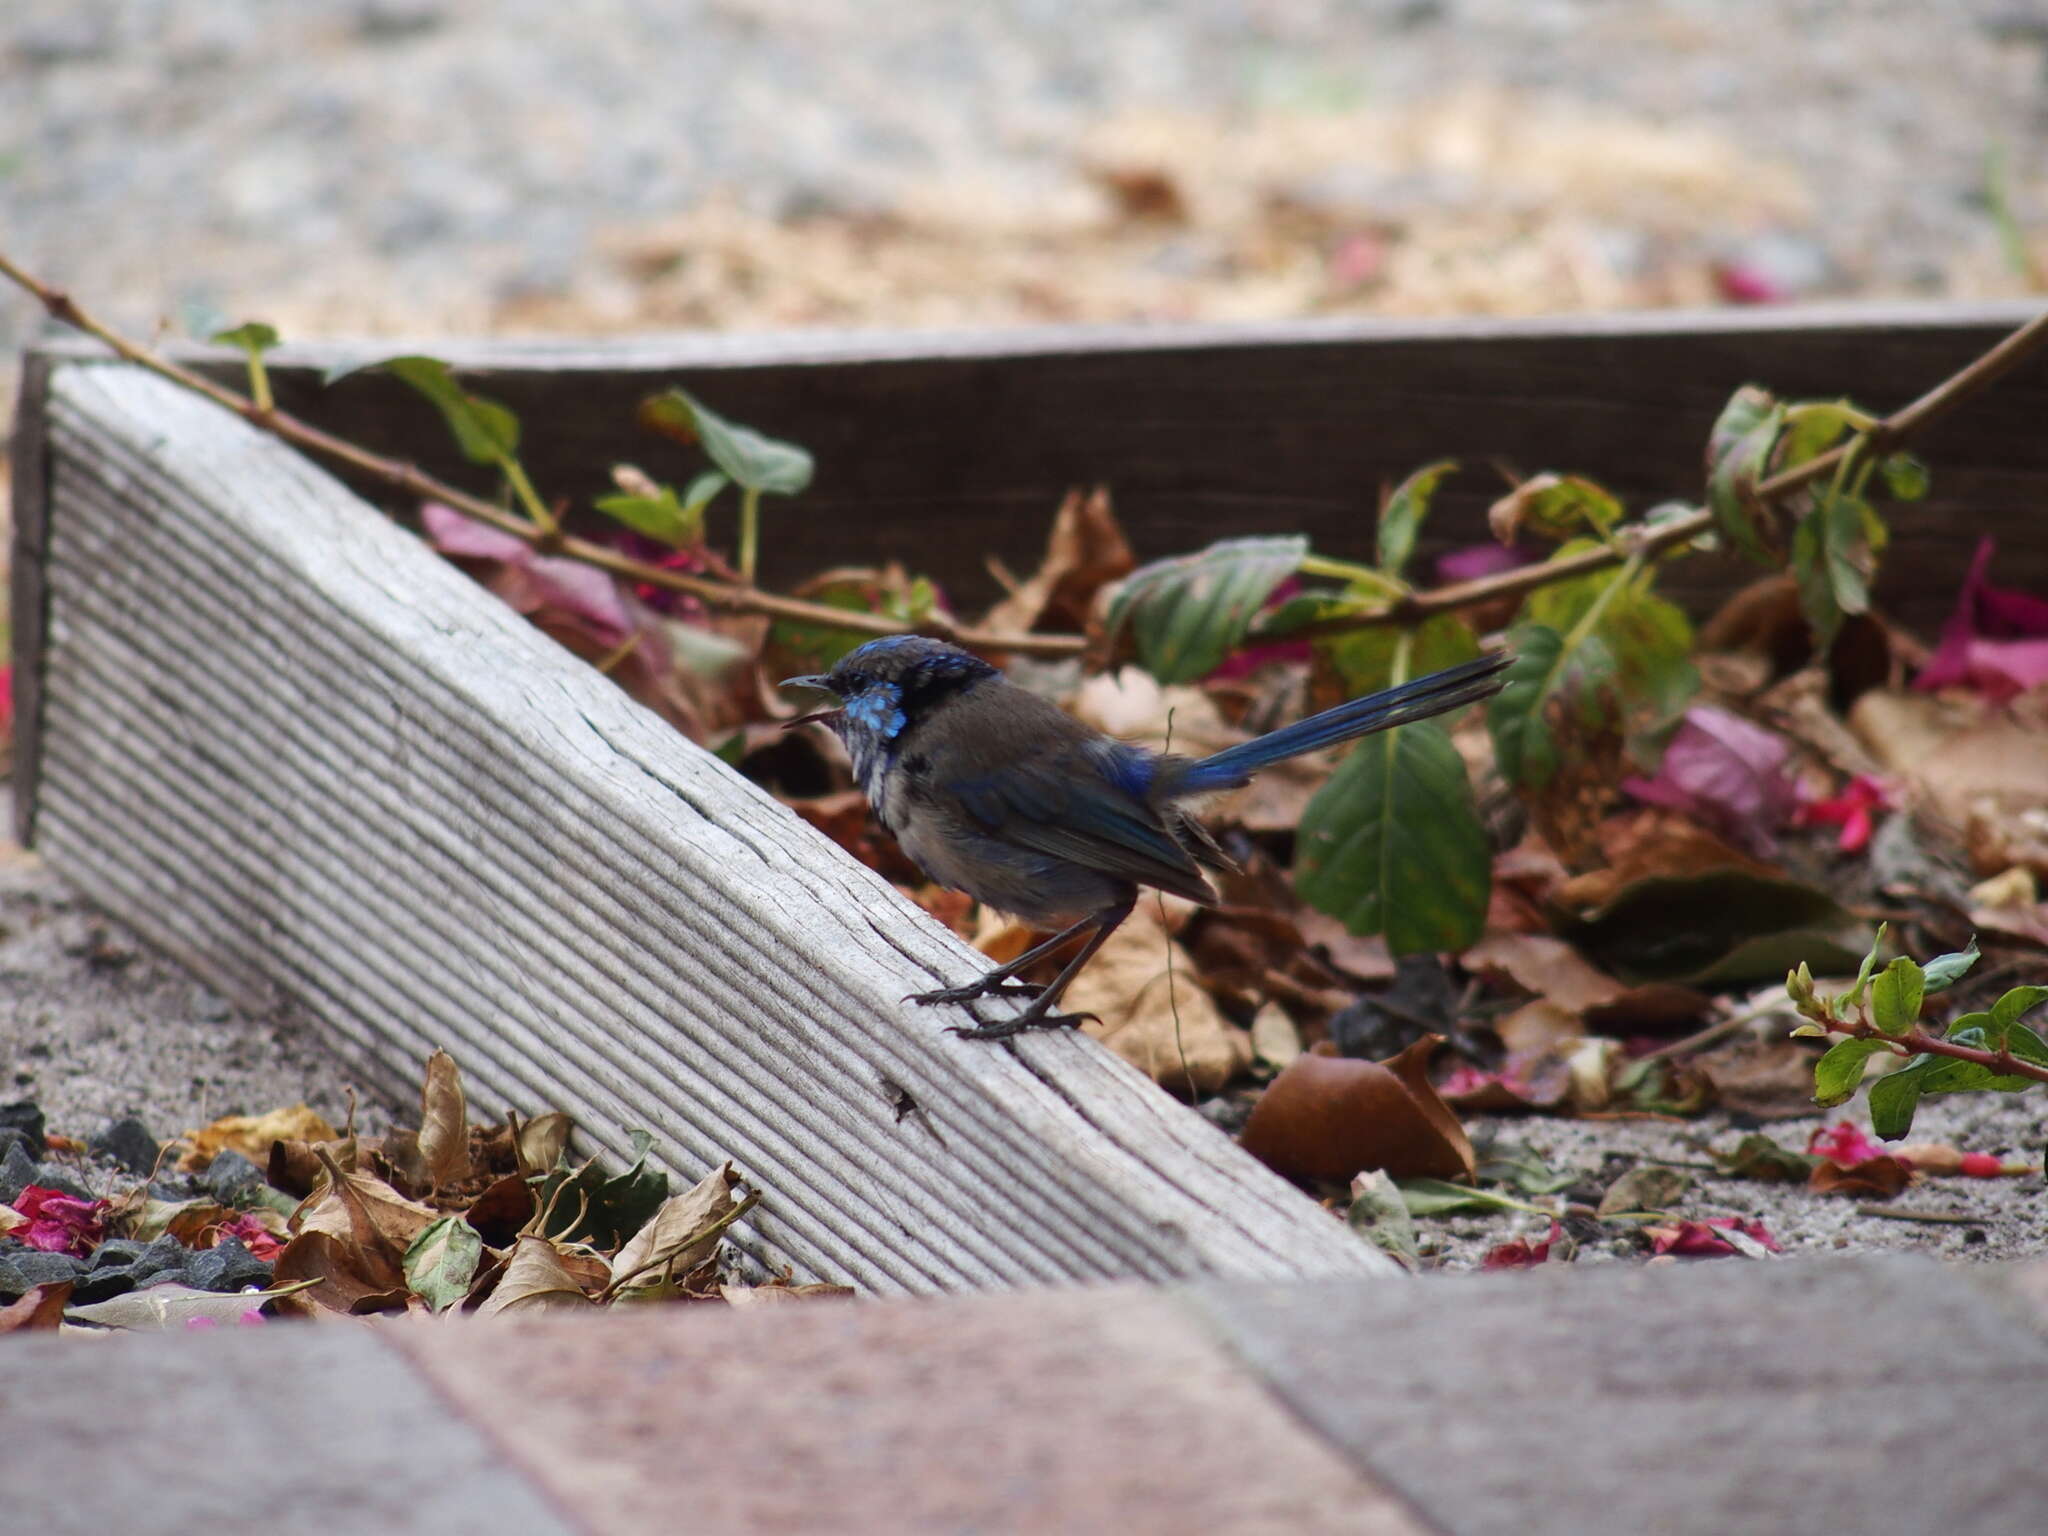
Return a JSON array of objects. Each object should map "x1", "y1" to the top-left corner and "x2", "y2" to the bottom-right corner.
[
  {"x1": 1239, "y1": 1035, "x2": 1475, "y2": 1183},
  {"x1": 268, "y1": 1134, "x2": 360, "y2": 1198},
  {"x1": 720, "y1": 1282, "x2": 856, "y2": 1307},
  {"x1": 0, "y1": 1282, "x2": 70, "y2": 1333},
  {"x1": 1066, "y1": 902, "x2": 1252, "y2": 1094},
  {"x1": 463, "y1": 1173, "x2": 538, "y2": 1248},
  {"x1": 179, "y1": 1104, "x2": 338, "y2": 1173},
  {"x1": 295, "y1": 1152, "x2": 442, "y2": 1263},
  {"x1": 1557, "y1": 810, "x2": 1779, "y2": 914},
  {"x1": 417, "y1": 1049, "x2": 472, "y2": 1190},
  {"x1": 1249, "y1": 1001, "x2": 1303, "y2": 1070},
  {"x1": 271, "y1": 1229, "x2": 408, "y2": 1316},
  {"x1": 609, "y1": 1163, "x2": 744, "y2": 1293},
  {"x1": 1809, "y1": 1156, "x2": 1913, "y2": 1200},
  {"x1": 1461, "y1": 932, "x2": 1624, "y2": 1013},
  {"x1": 478, "y1": 1235, "x2": 598, "y2": 1317},
  {"x1": 1493, "y1": 998, "x2": 1585, "y2": 1056},
  {"x1": 513, "y1": 1112, "x2": 573, "y2": 1179},
  {"x1": 980, "y1": 485, "x2": 1135, "y2": 637}
]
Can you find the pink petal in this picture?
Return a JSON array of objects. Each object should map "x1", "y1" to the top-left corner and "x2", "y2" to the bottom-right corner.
[{"x1": 422, "y1": 502, "x2": 533, "y2": 563}]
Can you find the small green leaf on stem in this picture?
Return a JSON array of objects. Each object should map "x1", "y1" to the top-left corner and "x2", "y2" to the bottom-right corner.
[
  {"x1": 212, "y1": 321, "x2": 281, "y2": 412},
  {"x1": 1812, "y1": 1036, "x2": 1894, "y2": 1108},
  {"x1": 1779, "y1": 400, "x2": 1876, "y2": 466},
  {"x1": 1376, "y1": 459, "x2": 1457, "y2": 579},
  {"x1": 1488, "y1": 472, "x2": 1623, "y2": 545},
  {"x1": 1921, "y1": 939, "x2": 1979, "y2": 995},
  {"x1": 1845, "y1": 923, "x2": 1889, "y2": 1008},
  {"x1": 1988, "y1": 985, "x2": 2048, "y2": 1048},
  {"x1": 1879, "y1": 452, "x2": 1930, "y2": 501},
  {"x1": 1705, "y1": 386, "x2": 1786, "y2": 565},
  {"x1": 1108, "y1": 535, "x2": 1307, "y2": 683},
  {"x1": 641, "y1": 387, "x2": 813, "y2": 496},
  {"x1": 1868, "y1": 956, "x2": 1925, "y2": 1036},
  {"x1": 379, "y1": 355, "x2": 523, "y2": 466}
]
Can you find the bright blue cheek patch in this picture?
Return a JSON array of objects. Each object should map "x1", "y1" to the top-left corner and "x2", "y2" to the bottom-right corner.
[{"x1": 846, "y1": 690, "x2": 906, "y2": 740}]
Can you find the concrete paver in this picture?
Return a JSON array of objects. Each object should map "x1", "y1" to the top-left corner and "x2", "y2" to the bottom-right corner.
[
  {"x1": 0, "y1": 1324, "x2": 574, "y2": 1536},
  {"x1": 1189, "y1": 1256, "x2": 2048, "y2": 1536},
  {"x1": 386, "y1": 1287, "x2": 1422, "y2": 1535}
]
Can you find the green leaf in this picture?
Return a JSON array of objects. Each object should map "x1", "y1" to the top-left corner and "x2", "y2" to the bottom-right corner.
[
  {"x1": 1294, "y1": 720, "x2": 1490, "y2": 955},
  {"x1": 533, "y1": 1130, "x2": 671, "y2": 1250},
  {"x1": 1867, "y1": 1056, "x2": 1939, "y2": 1139},
  {"x1": 1705, "y1": 386, "x2": 1786, "y2": 566},
  {"x1": 1845, "y1": 923, "x2": 1889, "y2": 1008},
  {"x1": 1921, "y1": 939, "x2": 1980, "y2": 995},
  {"x1": 380, "y1": 355, "x2": 522, "y2": 466},
  {"x1": 1868, "y1": 956, "x2": 1925, "y2": 1036},
  {"x1": 1486, "y1": 622, "x2": 1623, "y2": 790},
  {"x1": 1791, "y1": 488, "x2": 1884, "y2": 648},
  {"x1": 1812, "y1": 1036, "x2": 1894, "y2": 1108},
  {"x1": 211, "y1": 320, "x2": 280, "y2": 357},
  {"x1": 643, "y1": 387, "x2": 812, "y2": 496},
  {"x1": 1396, "y1": 1179, "x2": 1550, "y2": 1217},
  {"x1": 596, "y1": 488, "x2": 692, "y2": 545},
  {"x1": 403, "y1": 1216, "x2": 484, "y2": 1312},
  {"x1": 1318, "y1": 612, "x2": 1477, "y2": 698},
  {"x1": 1108, "y1": 535, "x2": 1308, "y2": 684},
  {"x1": 1716, "y1": 1133, "x2": 1820, "y2": 1182},
  {"x1": 1376, "y1": 459, "x2": 1457, "y2": 579},
  {"x1": 1879, "y1": 452, "x2": 1930, "y2": 501},
  {"x1": 1566, "y1": 869, "x2": 1867, "y2": 988},
  {"x1": 1779, "y1": 400, "x2": 1874, "y2": 466},
  {"x1": 1988, "y1": 985, "x2": 2048, "y2": 1047},
  {"x1": 1489, "y1": 472, "x2": 1624, "y2": 543},
  {"x1": 1474, "y1": 1142, "x2": 1579, "y2": 1197},
  {"x1": 1346, "y1": 1170, "x2": 1420, "y2": 1268},
  {"x1": 1524, "y1": 540, "x2": 1697, "y2": 726},
  {"x1": 596, "y1": 470, "x2": 729, "y2": 546}
]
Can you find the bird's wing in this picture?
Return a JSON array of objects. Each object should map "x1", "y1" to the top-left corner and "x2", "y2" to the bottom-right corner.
[
  {"x1": 953, "y1": 756, "x2": 1218, "y2": 903},
  {"x1": 911, "y1": 692, "x2": 1217, "y2": 901}
]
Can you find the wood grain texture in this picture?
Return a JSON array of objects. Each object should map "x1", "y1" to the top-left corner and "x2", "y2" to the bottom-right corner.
[
  {"x1": 27, "y1": 359, "x2": 1387, "y2": 1292},
  {"x1": 143, "y1": 298, "x2": 2048, "y2": 634},
  {"x1": 8, "y1": 350, "x2": 53, "y2": 847}
]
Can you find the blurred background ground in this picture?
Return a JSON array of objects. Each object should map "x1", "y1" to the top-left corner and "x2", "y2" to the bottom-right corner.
[{"x1": 3, "y1": 1, "x2": 2047, "y2": 1261}]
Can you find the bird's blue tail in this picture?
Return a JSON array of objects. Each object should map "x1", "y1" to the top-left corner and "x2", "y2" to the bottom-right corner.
[{"x1": 1168, "y1": 651, "x2": 1512, "y2": 795}]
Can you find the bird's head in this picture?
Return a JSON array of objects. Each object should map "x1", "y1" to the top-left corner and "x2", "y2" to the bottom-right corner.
[{"x1": 780, "y1": 636, "x2": 998, "y2": 748}]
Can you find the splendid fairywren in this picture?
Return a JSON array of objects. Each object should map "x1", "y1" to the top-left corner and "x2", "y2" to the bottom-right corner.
[{"x1": 782, "y1": 637, "x2": 1511, "y2": 1039}]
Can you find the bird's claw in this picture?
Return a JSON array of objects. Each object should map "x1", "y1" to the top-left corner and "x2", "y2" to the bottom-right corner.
[
  {"x1": 905, "y1": 980, "x2": 1045, "y2": 1006},
  {"x1": 945, "y1": 1011, "x2": 1098, "y2": 1041}
]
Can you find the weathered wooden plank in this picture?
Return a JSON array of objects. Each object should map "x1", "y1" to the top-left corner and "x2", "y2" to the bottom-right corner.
[
  {"x1": 27, "y1": 359, "x2": 1388, "y2": 1292},
  {"x1": 154, "y1": 299, "x2": 2048, "y2": 633}
]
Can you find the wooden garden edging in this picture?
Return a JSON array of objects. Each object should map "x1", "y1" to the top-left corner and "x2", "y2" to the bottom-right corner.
[
  {"x1": 14, "y1": 302, "x2": 2048, "y2": 1291},
  {"x1": 10, "y1": 357, "x2": 1389, "y2": 1291}
]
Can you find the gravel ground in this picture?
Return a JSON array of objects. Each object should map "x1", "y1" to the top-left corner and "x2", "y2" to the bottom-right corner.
[
  {"x1": 4, "y1": 0, "x2": 2046, "y2": 375},
  {"x1": 3, "y1": 2, "x2": 2046, "y2": 1264}
]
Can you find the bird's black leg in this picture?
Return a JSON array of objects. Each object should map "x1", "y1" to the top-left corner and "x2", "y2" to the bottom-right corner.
[
  {"x1": 905, "y1": 912, "x2": 1098, "y2": 1006},
  {"x1": 944, "y1": 896, "x2": 1137, "y2": 1041}
]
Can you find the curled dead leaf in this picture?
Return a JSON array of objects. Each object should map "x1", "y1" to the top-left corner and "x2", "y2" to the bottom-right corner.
[
  {"x1": 0, "y1": 1282, "x2": 70, "y2": 1333},
  {"x1": 513, "y1": 1112, "x2": 573, "y2": 1179},
  {"x1": 271, "y1": 1230, "x2": 409, "y2": 1316},
  {"x1": 417, "y1": 1050, "x2": 473, "y2": 1190},
  {"x1": 478, "y1": 1235, "x2": 598, "y2": 1317},
  {"x1": 1239, "y1": 1035, "x2": 1475, "y2": 1183},
  {"x1": 1808, "y1": 1156, "x2": 1913, "y2": 1200},
  {"x1": 607, "y1": 1163, "x2": 751, "y2": 1296}
]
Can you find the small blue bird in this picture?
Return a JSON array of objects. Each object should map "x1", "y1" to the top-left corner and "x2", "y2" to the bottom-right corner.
[{"x1": 782, "y1": 636, "x2": 1511, "y2": 1039}]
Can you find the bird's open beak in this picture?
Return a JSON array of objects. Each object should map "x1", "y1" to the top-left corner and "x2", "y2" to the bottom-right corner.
[{"x1": 778, "y1": 675, "x2": 841, "y2": 731}]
